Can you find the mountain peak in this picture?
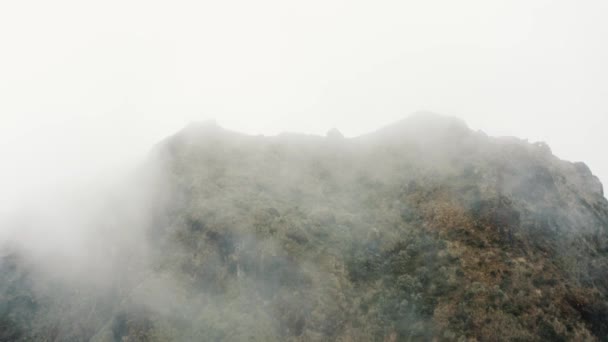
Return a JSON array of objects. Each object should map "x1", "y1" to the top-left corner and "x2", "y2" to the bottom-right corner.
[
  {"x1": 362, "y1": 112, "x2": 471, "y2": 143},
  {"x1": 326, "y1": 128, "x2": 345, "y2": 140}
]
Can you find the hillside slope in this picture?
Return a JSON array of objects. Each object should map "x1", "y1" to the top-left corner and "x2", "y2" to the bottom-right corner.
[{"x1": 2, "y1": 113, "x2": 608, "y2": 341}]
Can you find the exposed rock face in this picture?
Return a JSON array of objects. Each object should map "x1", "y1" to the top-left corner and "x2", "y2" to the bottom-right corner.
[
  {"x1": 1, "y1": 113, "x2": 608, "y2": 341},
  {"x1": 574, "y1": 162, "x2": 605, "y2": 197}
]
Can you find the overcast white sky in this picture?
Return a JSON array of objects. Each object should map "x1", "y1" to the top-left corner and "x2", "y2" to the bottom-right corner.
[{"x1": 1, "y1": 0, "x2": 607, "y2": 211}]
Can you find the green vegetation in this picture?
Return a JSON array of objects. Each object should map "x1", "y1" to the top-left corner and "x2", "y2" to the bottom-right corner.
[{"x1": 1, "y1": 115, "x2": 608, "y2": 341}]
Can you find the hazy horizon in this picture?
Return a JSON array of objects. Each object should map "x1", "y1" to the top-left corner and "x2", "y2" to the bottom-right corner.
[{"x1": 1, "y1": 0, "x2": 607, "y2": 213}]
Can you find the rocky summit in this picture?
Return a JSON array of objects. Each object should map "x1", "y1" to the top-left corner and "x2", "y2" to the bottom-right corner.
[{"x1": 1, "y1": 113, "x2": 608, "y2": 341}]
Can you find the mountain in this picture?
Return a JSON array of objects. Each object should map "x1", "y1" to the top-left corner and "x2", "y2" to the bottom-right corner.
[{"x1": 1, "y1": 113, "x2": 608, "y2": 341}]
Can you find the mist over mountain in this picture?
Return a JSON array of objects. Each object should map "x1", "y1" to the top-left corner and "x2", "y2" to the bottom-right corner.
[{"x1": 1, "y1": 113, "x2": 607, "y2": 341}]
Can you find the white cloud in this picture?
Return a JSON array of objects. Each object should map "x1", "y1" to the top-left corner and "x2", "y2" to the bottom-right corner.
[{"x1": 1, "y1": 0, "x2": 607, "y2": 213}]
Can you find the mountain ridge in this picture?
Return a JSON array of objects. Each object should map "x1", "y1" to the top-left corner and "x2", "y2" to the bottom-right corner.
[{"x1": 1, "y1": 113, "x2": 608, "y2": 341}]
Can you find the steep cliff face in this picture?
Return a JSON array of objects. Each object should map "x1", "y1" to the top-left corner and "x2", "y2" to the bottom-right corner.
[{"x1": 1, "y1": 114, "x2": 608, "y2": 341}]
